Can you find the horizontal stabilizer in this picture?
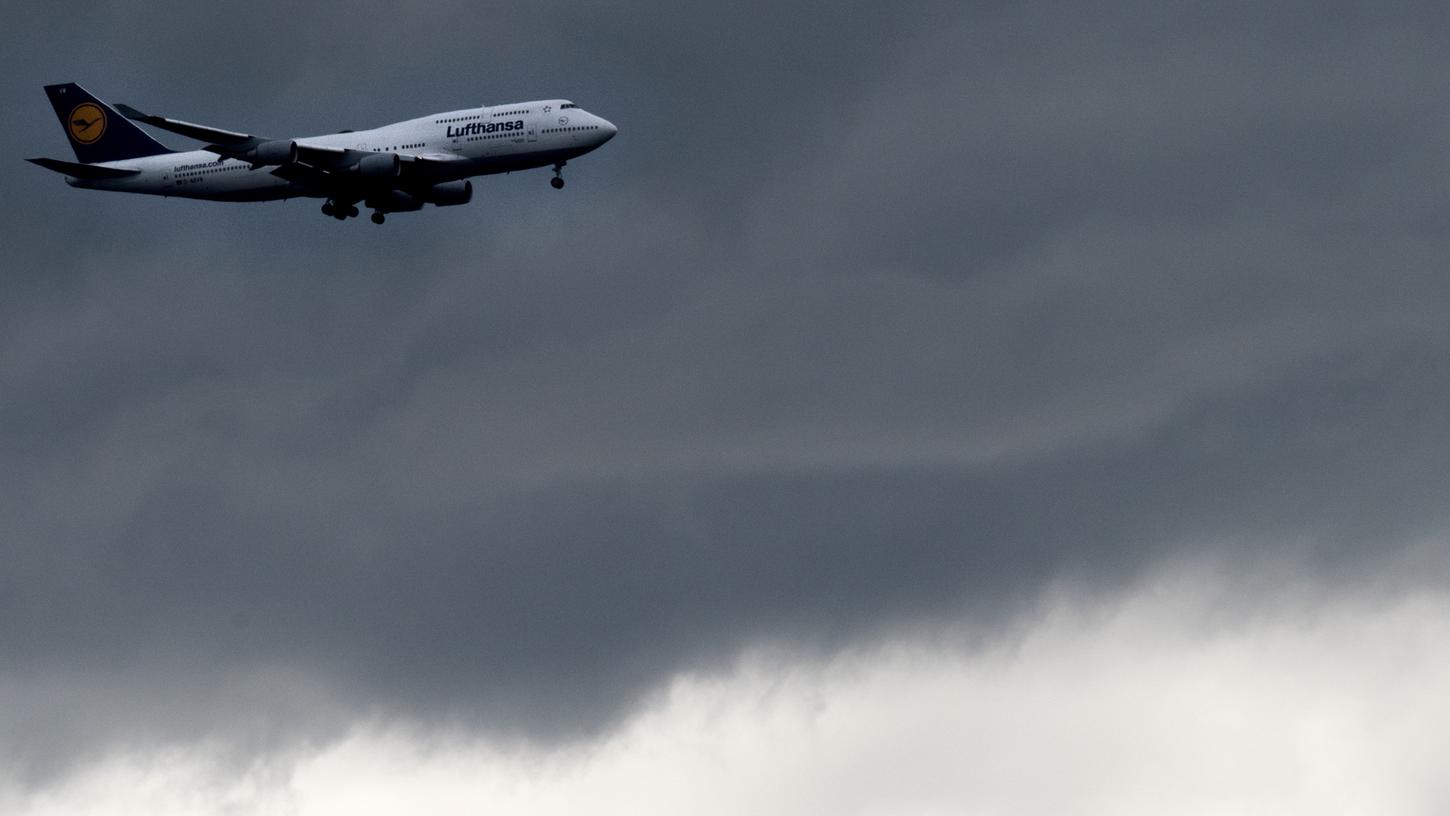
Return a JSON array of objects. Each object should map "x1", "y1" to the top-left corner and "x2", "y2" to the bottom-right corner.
[
  {"x1": 114, "y1": 103, "x2": 257, "y2": 146},
  {"x1": 27, "y1": 157, "x2": 142, "y2": 179}
]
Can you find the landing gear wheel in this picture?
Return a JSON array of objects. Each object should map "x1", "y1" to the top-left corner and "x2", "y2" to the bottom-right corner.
[
  {"x1": 371, "y1": 211, "x2": 386, "y2": 225},
  {"x1": 321, "y1": 201, "x2": 335, "y2": 216},
  {"x1": 347, "y1": 205, "x2": 360, "y2": 218},
  {"x1": 550, "y1": 177, "x2": 565, "y2": 189}
]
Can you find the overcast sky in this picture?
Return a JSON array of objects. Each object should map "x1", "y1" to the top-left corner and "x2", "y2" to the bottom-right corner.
[{"x1": 4, "y1": 2, "x2": 1450, "y2": 813}]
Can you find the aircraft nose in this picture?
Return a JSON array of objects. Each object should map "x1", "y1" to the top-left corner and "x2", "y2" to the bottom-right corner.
[{"x1": 599, "y1": 117, "x2": 618, "y2": 141}]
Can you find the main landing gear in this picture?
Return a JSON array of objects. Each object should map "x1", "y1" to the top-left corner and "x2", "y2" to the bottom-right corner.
[
  {"x1": 321, "y1": 200, "x2": 359, "y2": 220},
  {"x1": 551, "y1": 161, "x2": 566, "y2": 189},
  {"x1": 321, "y1": 199, "x2": 387, "y2": 224}
]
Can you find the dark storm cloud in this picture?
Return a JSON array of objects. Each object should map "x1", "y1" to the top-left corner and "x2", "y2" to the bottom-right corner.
[{"x1": 4, "y1": 0, "x2": 1450, "y2": 784}]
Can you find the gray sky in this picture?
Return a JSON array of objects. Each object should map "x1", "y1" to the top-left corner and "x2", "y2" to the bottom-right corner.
[{"x1": 4, "y1": 2, "x2": 1450, "y2": 810}]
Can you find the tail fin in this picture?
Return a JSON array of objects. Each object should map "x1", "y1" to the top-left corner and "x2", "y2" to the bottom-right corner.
[{"x1": 44, "y1": 82, "x2": 173, "y2": 163}]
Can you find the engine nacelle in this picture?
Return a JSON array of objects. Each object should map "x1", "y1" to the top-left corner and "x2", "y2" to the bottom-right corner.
[
  {"x1": 240, "y1": 139, "x2": 298, "y2": 165},
  {"x1": 354, "y1": 153, "x2": 402, "y2": 179},
  {"x1": 366, "y1": 189, "x2": 423, "y2": 212},
  {"x1": 422, "y1": 180, "x2": 473, "y2": 207}
]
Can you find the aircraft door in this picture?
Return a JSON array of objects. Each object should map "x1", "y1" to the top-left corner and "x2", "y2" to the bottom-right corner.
[{"x1": 527, "y1": 109, "x2": 538, "y2": 142}]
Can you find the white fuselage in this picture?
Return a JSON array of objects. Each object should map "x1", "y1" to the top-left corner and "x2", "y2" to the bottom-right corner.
[{"x1": 66, "y1": 99, "x2": 616, "y2": 202}]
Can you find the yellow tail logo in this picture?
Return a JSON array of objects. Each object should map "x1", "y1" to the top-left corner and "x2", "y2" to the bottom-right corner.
[{"x1": 68, "y1": 102, "x2": 106, "y2": 145}]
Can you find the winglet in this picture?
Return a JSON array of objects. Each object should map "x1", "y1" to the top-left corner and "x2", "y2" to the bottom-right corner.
[{"x1": 114, "y1": 102, "x2": 150, "y2": 121}]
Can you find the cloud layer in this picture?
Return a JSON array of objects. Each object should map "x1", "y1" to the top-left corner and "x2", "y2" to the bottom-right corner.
[{"x1": 8, "y1": 569, "x2": 1450, "y2": 815}]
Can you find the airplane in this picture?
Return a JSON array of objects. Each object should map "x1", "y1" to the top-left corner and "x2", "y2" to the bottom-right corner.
[{"x1": 27, "y1": 82, "x2": 618, "y2": 224}]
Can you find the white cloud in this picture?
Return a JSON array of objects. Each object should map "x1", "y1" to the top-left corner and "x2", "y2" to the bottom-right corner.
[{"x1": 8, "y1": 563, "x2": 1448, "y2": 816}]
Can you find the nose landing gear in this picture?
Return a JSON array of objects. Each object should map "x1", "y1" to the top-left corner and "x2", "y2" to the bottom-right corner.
[
  {"x1": 551, "y1": 161, "x2": 566, "y2": 189},
  {"x1": 370, "y1": 211, "x2": 386, "y2": 225}
]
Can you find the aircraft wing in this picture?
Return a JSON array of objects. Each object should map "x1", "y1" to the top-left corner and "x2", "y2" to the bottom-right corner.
[
  {"x1": 279, "y1": 145, "x2": 465, "y2": 170},
  {"x1": 271, "y1": 150, "x2": 467, "y2": 187},
  {"x1": 116, "y1": 103, "x2": 338, "y2": 165},
  {"x1": 117, "y1": 102, "x2": 471, "y2": 195},
  {"x1": 116, "y1": 103, "x2": 462, "y2": 167},
  {"x1": 412, "y1": 151, "x2": 468, "y2": 164},
  {"x1": 291, "y1": 143, "x2": 365, "y2": 170},
  {"x1": 114, "y1": 103, "x2": 257, "y2": 147}
]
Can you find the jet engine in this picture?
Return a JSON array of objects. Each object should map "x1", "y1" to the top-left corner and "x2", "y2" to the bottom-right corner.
[
  {"x1": 364, "y1": 180, "x2": 473, "y2": 214},
  {"x1": 239, "y1": 139, "x2": 298, "y2": 165},
  {"x1": 422, "y1": 180, "x2": 472, "y2": 207},
  {"x1": 366, "y1": 189, "x2": 423, "y2": 212},
  {"x1": 355, "y1": 153, "x2": 402, "y2": 179}
]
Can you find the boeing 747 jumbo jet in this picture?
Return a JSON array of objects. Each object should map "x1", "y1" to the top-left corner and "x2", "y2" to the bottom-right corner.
[{"x1": 28, "y1": 82, "x2": 617, "y2": 223}]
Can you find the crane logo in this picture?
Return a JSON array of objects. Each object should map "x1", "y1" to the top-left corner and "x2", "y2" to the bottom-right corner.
[{"x1": 68, "y1": 103, "x2": 107, "y2": 145}]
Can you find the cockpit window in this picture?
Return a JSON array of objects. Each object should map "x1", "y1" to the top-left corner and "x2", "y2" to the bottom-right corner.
[{"x1": 560, "y1": 103, "x2": 577, "y2": 109}]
